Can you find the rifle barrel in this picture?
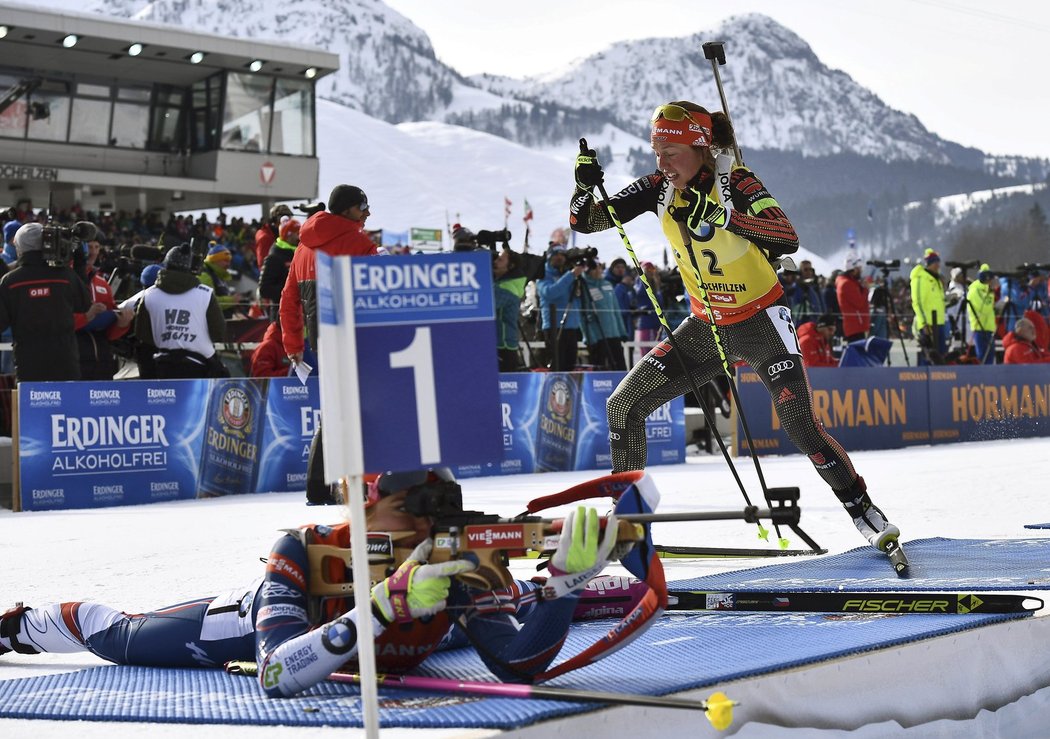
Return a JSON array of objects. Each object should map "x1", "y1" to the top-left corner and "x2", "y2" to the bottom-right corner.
[{"x1": 619, "y1": 508, "x2": 767, "y2": 524}]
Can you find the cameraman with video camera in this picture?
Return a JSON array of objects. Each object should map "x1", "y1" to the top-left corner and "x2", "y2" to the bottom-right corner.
[
  {"x1": 538, "y1": 244, "x2": 589, "y2": 371},
  {"x1": 1000, "y1": 265, "x2": 1049, "y2": 333},
  {"x1": 0, "y1": 222, "x2": 99, "y2": 382}
]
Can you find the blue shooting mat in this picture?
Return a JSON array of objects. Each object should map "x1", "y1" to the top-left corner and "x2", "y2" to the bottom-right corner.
[
  {"x1": 669, "y1": 538, "x2": 1050, "y2": 591},
  {"x1": 0, "y1": 609, "x2": 1026, "y2": 728},
  {"x1": 1024, "y1": 523, "x2": 1050, "y2": 530}
]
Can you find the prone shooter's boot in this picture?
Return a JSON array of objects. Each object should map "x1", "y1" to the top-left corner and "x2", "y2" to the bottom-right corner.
[{"x1": 0, "y1": 604, "x2": 37, "y2": 656}]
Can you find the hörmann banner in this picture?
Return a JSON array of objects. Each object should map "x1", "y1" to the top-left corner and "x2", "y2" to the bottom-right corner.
[{"x1": 735, "y1": 365, "x2": 1050, "y2": 456}]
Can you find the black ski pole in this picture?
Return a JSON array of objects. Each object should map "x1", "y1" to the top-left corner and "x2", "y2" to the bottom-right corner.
[
  {"x1": 695, "y1": 40, "x2": 804, "y2": 544},
  {"x1": 702, "y1": 41, "x2": 743, "y2": 167}
]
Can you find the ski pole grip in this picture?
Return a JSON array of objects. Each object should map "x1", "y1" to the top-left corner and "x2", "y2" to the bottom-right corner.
[{"x1": 702, "y1": 41, "x2": 726, "y2": 65}]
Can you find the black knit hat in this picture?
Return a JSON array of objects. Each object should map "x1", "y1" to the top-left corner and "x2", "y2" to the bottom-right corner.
[
  {"x1": 328, "y1": 185, "x2": 368, "y2": 214},
  {"x1": 163, "y1": 243, "x2": 194, "y2": 272}
]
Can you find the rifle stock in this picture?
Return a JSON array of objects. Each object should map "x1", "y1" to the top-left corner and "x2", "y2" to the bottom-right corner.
[{"x1": 307, "y1": 516, "x2": 644, "y2": 596}]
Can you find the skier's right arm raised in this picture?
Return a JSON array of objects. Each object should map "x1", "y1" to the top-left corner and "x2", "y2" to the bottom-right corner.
[{"x1": 568, "y1": 148, "x2": 661, "y2": 234}]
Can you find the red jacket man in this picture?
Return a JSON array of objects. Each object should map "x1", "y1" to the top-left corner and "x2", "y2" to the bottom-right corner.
[
  {"x1": 279, "y1": 185, "x2": 377, "y2": 363},
  {"x1": 797, "y1": 316, "x2": 838, "y2": 368},
  {"x1": 836, "y1": 257, "x2": 870, "y2": 342},
  {"x1": 1003, "y1": 318, "x2": 1050, "y2": 364}
]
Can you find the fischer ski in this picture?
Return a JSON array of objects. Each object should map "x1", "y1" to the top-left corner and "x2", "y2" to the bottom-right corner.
[{"x1": 667, "y1": 590, "x2": 1043, "y2": 614}]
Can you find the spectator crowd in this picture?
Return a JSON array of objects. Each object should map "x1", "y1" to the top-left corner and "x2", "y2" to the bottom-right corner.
[{"x1": 2, "y1": 195, "x2": 1048, "y2": 390}]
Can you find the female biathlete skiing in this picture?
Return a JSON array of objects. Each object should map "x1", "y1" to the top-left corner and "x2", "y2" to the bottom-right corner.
[{"x1": 568, "y1": 100, "x2": 903, "y2": 561}]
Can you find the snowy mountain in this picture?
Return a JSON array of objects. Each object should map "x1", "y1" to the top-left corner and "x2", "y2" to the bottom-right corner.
[
  {"x1": 475, "y1": 15, "x2": 968, "y2": 165},
  {"x1": 85, "y1": 2, "x2": 1035, "y2": 172},
  {"x1": 77, "y1": 1, "x2": 1049, "y2": 258}
]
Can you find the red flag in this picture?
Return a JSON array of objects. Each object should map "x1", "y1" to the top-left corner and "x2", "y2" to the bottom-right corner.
[
  {"x1": 523, "y1": 198, "x2": 533, "y2": 222},
  {"x1": 504, "y1": 197, "x2": 512, "y2": 219}
]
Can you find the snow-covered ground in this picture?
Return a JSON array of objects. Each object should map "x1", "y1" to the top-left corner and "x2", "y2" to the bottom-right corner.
[{"x1": 2, "y1": 436, "x2": 1049, "y2": 737}]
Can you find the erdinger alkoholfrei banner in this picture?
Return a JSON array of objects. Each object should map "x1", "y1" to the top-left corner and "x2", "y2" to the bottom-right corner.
[
  {"x1": 452, "y1": 371, "x2": 686, "y2": 479},
  {"x1": 17, "y1": 372, "x2": 679, "y2": 509},
  {"x1": 17, "y1": 377, "x2": 320, "y2": 512}
]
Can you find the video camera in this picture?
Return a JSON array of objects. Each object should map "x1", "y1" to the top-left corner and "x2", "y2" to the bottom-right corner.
[
  {"x1": 475, "y1": 228, "x2": 512, "y2": 249},
  {"x1": 946, "y1": 260, "x2": 981, "y2": 271},
  {"x1": 104, "y1": 243, "x2": 165, "y2": 300},
  {"x1": 40, "y1": 220, "x2": 96, "y2": 267},
  {"x1": 1016, "y1": 262, "x2": 1050, "y2": 276},
  {"x1": 867, "y1": 259, "x2": 900, "y2": 271},
  {"x1": 659, "y1": 266, "x2": 685, "y2": 298},
  {"x1": 562, "y1": 246, "x2": 598, "y2": 268},
  {"x1": 295, "y1": 201, "x2": 325, "y2": 218},
  {"x1": 40, "y1": 195, "x2": 96, "y2": 267}
]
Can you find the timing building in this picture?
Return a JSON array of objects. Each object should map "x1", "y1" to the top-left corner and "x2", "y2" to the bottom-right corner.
[{"x1": 0, "y1": 2, "x2": 338, "y2": 216}]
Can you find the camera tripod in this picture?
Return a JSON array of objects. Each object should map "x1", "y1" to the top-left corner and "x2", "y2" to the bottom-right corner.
[
  {"x1": 870, "y1": 264, "x2": 910, "y2": 366},
  {"x1": 554, "y1": 274, "x2": 625, "y2": 372},
  {"x1": 548, "y1": 275, "x2": 582, "y2": 372}
]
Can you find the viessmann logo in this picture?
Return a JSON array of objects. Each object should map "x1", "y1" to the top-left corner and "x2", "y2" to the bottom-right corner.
[
  {"x1": 767, "y1": 360, "x2": 794, "y2": 375},
  {"x1": 466, "y1": 525, "x2": 524, "y2": 548}
]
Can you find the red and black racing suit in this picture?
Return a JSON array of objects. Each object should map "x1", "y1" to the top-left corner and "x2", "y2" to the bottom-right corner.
[{"x1": 570, "y1": 167, "x2": 860, "y2": 494}]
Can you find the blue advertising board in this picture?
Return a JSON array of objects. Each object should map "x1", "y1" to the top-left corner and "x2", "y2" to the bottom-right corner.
[
  {"x1": 257, "y1": 377, "x2": 321, "y2": 493},
  {"x1": 342, "y1": 251, "x2": 503, "y2": 472},
  {"x1": 927, "y1": 364, "x2": 1050, "y2": 444},
  {"x1": 19, "y1": 380, "x2": 210, "y2": 511},
  {"x1": 18, "y1": 377, "x2": 324, "y2": 511},
  {"x1": 735, "y1": 366, "x2": 932, "y2": 455},
  {"x1": 735, "y1": 364, "x2": 1050, "y2": 456},
  {"x1": 453, "y1": 372, "x2": 685, "y2": 479}
]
